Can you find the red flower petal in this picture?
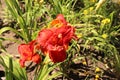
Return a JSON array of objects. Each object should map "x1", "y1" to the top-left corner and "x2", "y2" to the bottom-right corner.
[
  {"x1": 56, "y1": 14, "x2": 67, "y2": 25},
  {"x1": 47, "y1": 45, "x2": 66, "y2": 63},
  {"x1": 37, "y1": 29, "x2": 53, "y2": 47},
  {"x1": 32, "y1": 54, "x2": 41, "y2": 64},
  {"x1": 18, "y1": 44, "x2": 33, "y2": 61},
  {"x1": 56, "y1": 25, "x2": 76, "y2": 49}
]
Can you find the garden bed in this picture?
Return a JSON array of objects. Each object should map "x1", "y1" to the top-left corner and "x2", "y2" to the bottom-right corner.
[{"x1": 0, "y1": 31, "x2": 117, "y2": 80}]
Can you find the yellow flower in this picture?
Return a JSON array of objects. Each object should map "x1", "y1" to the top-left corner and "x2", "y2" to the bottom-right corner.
[
  {"x1": 101, "y1": 18, "x2": 110, "y2": 24},
  {"x1": 95, "y1": 67, "x2": 101, "y2": 73},
  {"x1": 102, "y1": 34, "x2": 108, "y2": 39},
  {"x1": 83, "y1": 7, "x2": 94, "y2": 15},
  {"x1": 95, "y1": 74, "x2": 99, "y2": 78},
  {"x1": 83, "y1": 10, "x2": 88, "y2": 15},
  {"x1": 89, "y1": 7, "x2": 94, "y2": 11}
]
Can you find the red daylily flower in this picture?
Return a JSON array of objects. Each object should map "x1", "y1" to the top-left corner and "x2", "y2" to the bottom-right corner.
[
  {"x1": 36, "y1": 14, "x2": 77, "y2": 63},
  {"x1": 18, "y1": 40, "x2": 41, "y2": 67}
]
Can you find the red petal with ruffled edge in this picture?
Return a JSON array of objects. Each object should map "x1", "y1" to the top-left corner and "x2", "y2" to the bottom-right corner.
[
  {"x1": 47, "y1": 45, "x2": 66, "y2": 63},
  {"x1": 36, "y1": 28, "x2": 58, "y2": 54}
]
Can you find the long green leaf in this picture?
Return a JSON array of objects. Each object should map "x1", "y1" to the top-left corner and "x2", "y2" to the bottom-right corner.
[
  {"x1": 0, "y1": 55, "x2": 28, "y2": 80},
  {"x1": 0, "y1": 27, "x2": 26, "y2": 41}
]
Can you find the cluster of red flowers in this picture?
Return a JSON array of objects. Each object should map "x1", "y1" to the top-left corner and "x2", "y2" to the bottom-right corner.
[{"x1": 18, "y1": 14, "x2": 77, "y2": 67}]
